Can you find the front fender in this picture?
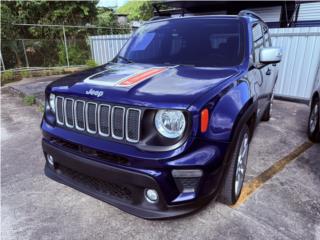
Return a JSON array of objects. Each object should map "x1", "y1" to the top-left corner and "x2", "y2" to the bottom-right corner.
[{"x1": 201, "y1": 80, "x2": 254, "y2": 142}]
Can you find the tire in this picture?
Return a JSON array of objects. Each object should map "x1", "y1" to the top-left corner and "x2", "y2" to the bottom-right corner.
[
  {"x1": 308, "y1": 98, "x2": 320, "y2": 142},
  {"x1": 219, "y1": 125, "x2": 250, "y2": 205},
  {"x1": 261, "y1": 103, "x2": 271, "y2": 121},
  {"x1": 261, "y1": 94, "x2": 273, "y2": 121}
]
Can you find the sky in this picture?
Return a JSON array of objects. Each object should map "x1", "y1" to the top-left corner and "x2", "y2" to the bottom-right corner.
[{"x1": 97, "y1": 0, "x2": 129, "y2": 9}]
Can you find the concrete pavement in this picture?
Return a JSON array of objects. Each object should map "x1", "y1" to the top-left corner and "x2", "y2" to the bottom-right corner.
[{"x1": 1, "y1": 91, "x2": 320, "y2": 240}]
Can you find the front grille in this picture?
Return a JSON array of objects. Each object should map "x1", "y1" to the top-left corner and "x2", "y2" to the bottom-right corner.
[
  {"x1": 112, "y1": 106, "x2": 125, "y2": 139},
  {"x1": 51, "y1": 137, "x2": 130, "y2": 165},
  {"x1": 75, "y1": 100, "x2": 85, "y2": 130},
  {"x1": 98, "y1": 104, "x2": 110, "y2": 136},
  {"x1": 55, "y1": 96, "x2": 141, "y2": 143},
  {"x1": 56, "y1": 96, "x2": 64, "y2": 124},
  {"x1": 58, "y1": 165, "x2": 133, "y2": 202},
  {"x1": 65, "y1": 98, "x2": 74, "y2": 127},
  {"x1": 126, "y1": 108, "x2": 140, "y2": 142},
  {"x1": 86, "y1": 102, "x2": 97, "y2": 133}
]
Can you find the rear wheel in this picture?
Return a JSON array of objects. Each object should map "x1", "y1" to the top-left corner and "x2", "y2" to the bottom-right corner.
[
  {"x1": 308, "y1": 98, "x2": 320, "y2": 142},
  {"x1": 219, "y1": 125, "x2": 250, "y2": 205}
]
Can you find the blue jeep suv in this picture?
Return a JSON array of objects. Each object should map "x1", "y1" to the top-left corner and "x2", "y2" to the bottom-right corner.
[{"x1": 41, "y1": 12, "x2": 282, "y2": 219}]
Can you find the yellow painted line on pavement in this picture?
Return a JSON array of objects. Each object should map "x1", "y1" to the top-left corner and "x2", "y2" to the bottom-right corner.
[{"x1": 232, "y1": 141, "x2": 313, "y2": 208}]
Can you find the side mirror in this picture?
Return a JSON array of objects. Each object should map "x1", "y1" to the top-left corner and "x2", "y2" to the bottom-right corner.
[{"x1": 260, "y1": 47, "x2": 282, "y2": 64}]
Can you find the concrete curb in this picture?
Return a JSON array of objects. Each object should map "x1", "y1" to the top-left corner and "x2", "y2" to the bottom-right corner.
[{"x1": 1, "y1": 86, "x2": 45, "y2": 109}]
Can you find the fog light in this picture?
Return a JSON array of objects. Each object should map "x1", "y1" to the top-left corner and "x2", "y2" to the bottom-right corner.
[
  {"x1": 47, "y1": 154, "x2": 54, "y2": 166},
  {"x1": 144, "y1": 189, "x2": 159, "y2": 203}
]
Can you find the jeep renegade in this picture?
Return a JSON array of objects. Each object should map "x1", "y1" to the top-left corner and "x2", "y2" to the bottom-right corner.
[{"x1": 42, "y1": 12, "x2": 282, "y2": 219}]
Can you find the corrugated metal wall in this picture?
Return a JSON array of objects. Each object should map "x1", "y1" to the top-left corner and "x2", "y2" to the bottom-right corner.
[
  {"x1": 270, "y1": 27, "x2": 320, "y2": 100},
  {"x1": 298, "y1": 2, "x2": 320, "y2": 21},
  {"x1": 89, "y1": 27, "x2": 320, "y2": 100},
  {"x1": 248, "y1": 6, "x2": 281, "y2": 22},
  {"x1": 89, "y1": 34, "x2": 131, "y2": 64}
]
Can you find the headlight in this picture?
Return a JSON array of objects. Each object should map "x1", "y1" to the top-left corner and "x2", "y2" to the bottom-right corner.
[
  {"x1": 48, "y1": 93, "x2": 56, "y2": 112},
  {"x1": 155, "y1": 110, "x2": 186, "y2": 138}
]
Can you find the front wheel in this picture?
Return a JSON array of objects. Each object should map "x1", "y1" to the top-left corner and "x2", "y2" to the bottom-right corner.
[
  {"x1": 308, "y1": 99, "x2": 320, "y2": 142},
  {"x1": 219, "y1": 125, "x2": 250, "y2": 205}
]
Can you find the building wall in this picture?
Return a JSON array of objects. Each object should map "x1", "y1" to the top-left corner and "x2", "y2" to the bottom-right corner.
[
  {"x1": 248, "y1": 2, "x2": 320, "y2": 28},
  {"x1": 270, "y1": 27, "x2": 320, "y2": 100},
  {"x1": 249, "y1": 6, "x2": 281, "y2": 23},
  {"x1": 89, "y1": 34, "x2": 131, "y2": 65},
  {"x1": 298, "y1": 2, "x2": 320, "y2": 21}
]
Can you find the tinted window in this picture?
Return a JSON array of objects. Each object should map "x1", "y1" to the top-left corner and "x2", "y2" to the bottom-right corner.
[
  {"x1": 118, "y1": 18, "x2": 245, "y2": 67},
  {"x1": 262, "y1": 24, "x2": 271, "y2": 47},
  {"x1": 252, "y1": 23, "x2": 264, "y2": 64}
]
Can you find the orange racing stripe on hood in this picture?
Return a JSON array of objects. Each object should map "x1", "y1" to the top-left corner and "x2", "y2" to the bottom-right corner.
[{"x1": 117, "y1": 67, "x2": 167, "y2": 87}]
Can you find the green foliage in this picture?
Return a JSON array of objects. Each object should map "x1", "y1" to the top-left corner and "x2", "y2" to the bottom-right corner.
[
  {"x1": 38, "y1": 104, "x2": 45, "y2": 113},
  {"x1": 20, "y1": 69, "x2": 31, "y2": 78},
  {"x1": 1, "y1": 1, "x2": 134, "y2": 69},
  {"x1": 1, "y1": 70, "x2": 14, "y2": 80},
  {"x1": 1, "y1": 3, "x2": 17, "y2": 40},
  {"x1": 1, "y1": 69, "x2": 23, "y2": 85},
  {"x1": 1, "y1": 1, "x2": 102, "y2": 69},
  {"x1": 6, "y1": 1, "x2": 99, "y2": 39},
  {"x1": 97, "y1": 8, "x2": 118, "y2": 28},
  {"x1": 86, "y1": 59, "x2": 98, "y2": 68},
  {"x1": 23, "y1": 95, "x2": 36, "y2": 106},
  {"x1": 57, "y1": 43, "x2": 90, "y2": 65},
  {"x1": 53, "y1": 67, "x2": 65, "y2": 75},
  {"x1": 117, "y1": 0, "x2": 153, "y2": 21}
]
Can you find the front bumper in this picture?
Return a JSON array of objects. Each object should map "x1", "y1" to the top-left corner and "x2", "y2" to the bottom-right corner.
[{"x1": 42, "y1": 137, "x2": 226, "y2": 219}]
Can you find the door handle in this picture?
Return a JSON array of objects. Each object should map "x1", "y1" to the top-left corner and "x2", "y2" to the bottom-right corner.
[{"x1": 266, "y1": 68, "x2": 271, "y2": 75}]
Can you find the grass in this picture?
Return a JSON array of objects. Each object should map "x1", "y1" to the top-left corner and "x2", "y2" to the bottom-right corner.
[
  {"x1": 0, "y1": 70, "x2": 20, "y2": 85},
  {"x1": 1, "y1": 70, "x2": 14, "y2": 81},
  {"x1": 85, "y1": 59, "x2": 98, "y2": 68},
  {"x1": 1, "y1": 66, "x2": 87, "y2": 86},
  {"x1": 38, "y1": 104, "x2": 45, "y2": 113},
  {"x1": 23, "y1": 95, "x2": 36, "y2": 106},
  {"x1": 20, "y1": 69, "x2": 31, "y2": 78}
]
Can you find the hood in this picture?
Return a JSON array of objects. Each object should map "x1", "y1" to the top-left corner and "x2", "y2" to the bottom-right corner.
[{"x1": 48, "y1": 63, "x2": 242, "y2": 109}]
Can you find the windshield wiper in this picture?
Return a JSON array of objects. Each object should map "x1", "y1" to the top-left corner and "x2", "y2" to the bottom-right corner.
[
  {"x1": 117, "y1": 55, "x2": 134, "y2": 64},
  {"x1": 163, "y1": 62, "x2": 196, "y2": 67}
]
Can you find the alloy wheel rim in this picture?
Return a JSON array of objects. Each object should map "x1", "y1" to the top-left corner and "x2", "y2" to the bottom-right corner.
[
  {"x1": 310, "y1": 104, "x2": 319, "y2": 134},
  {"x1": 235, "y1": 133, "x2": 249, "y2": 197}
]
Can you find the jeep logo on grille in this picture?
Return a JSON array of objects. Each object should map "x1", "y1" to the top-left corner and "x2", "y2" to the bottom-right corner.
[{"x1": 86, "y1": 89, "x2": 103, "y2": 97}]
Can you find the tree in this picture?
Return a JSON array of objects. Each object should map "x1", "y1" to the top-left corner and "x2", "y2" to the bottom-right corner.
[
  {"x1": 1, "y1": 3, "x2": 23, "y2": 67},
  {"x1": 0, "y1": 1, "x2": 103, "y2": 68},
  {"x1": 117, "y1": 0, "x2": 153, "y2": 21}
]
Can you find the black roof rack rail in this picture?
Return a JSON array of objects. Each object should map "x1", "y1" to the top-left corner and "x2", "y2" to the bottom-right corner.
[{"x1": 238, "y1": 10, "x2": 264, "y2": 22}]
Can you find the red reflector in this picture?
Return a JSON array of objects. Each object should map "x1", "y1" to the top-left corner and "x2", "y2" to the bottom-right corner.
[
  {"x1": 201, "y1": 109, "x2": 209, "y2": 133},
  {"x1": 118, "y1": 68, "x2": 167, "y2": 86}
]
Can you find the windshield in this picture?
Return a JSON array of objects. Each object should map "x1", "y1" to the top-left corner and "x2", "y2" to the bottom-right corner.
[{"x1": 117, "y1": 18, "x2": 245, "y2": 67}]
